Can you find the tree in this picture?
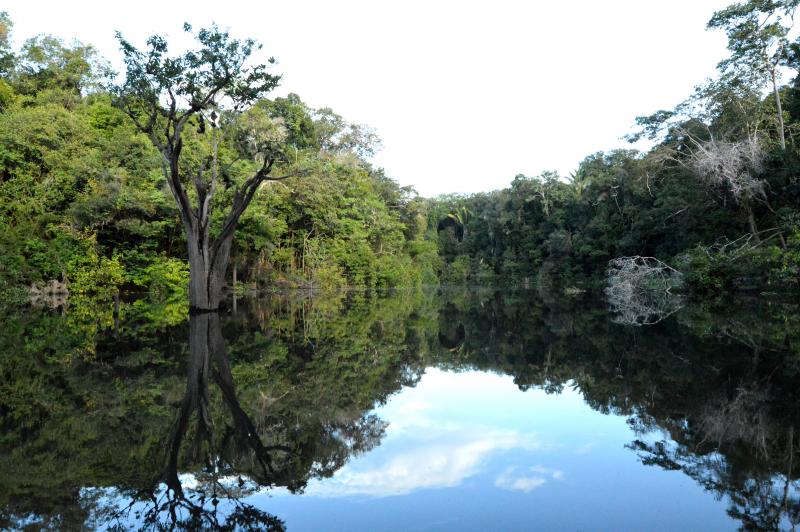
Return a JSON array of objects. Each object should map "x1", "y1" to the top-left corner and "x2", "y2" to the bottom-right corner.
[
  {"x1": 0, "y1": 11, "x2": 14, "y2": 77},
  {"x1": 313, "y1": 107, "x2": 382, "y2": 158},
  {"x1": 113, "y1": 23, "x2": 291, "y2": 311},
  {"x1": 14, "y1": 35, "x2": 108, "y2": 96},
  {"x1": 708, "y1": 0, "x2": 800, "y2": 151},
  {"x1": 686, "y1": 133, "x2": 769, "y2": 239}
]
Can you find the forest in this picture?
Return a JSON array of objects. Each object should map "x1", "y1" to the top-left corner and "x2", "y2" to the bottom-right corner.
[
  {"x1": 0, "y1": 14, "x2": 438, "y2": 309},
  {"x1": 2, "y1": 0, "x2": 800, "y2": 309},
  {"x1": 434, "y1": 1, "x2": 800, "y2": 294}
]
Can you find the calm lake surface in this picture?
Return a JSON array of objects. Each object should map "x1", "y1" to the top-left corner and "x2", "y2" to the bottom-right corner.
[{"x1": 2, "y1": 288, "x2": 799, "y2": 531}]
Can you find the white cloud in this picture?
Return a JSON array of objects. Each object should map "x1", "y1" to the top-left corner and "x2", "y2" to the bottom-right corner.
[
  {"x1": 574, "y1": 442, "x2": 596, "y2": 455},
  {"x1": 494, "y1": 466, "x2": 565, "y2": 493},
  {"x1": 295, "y1": 369, "x2": 552, "y2": 498},
  {"x1": 261, "y1": 369, "x2": 617, "y2": 499}
]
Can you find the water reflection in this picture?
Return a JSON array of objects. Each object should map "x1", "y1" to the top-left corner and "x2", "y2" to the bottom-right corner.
[
  {"x1": 143, "y1": 311, "x2": 287, "y2": 530},
  {"x1": 0, "y1": 290, "x2": 799, "y2": 530}
]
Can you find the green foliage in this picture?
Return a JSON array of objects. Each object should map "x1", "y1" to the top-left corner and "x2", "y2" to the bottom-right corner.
[
  {"x1": 681, "y1": 231, "x2": 800, "y2": 293},
  {"x1": 135, "y1": 257, "x2": 189, "y2": 298},
  {"x1": 773, "y1": 227, "x2": 800, "y2": 283},
  {"x1": 66, "y1": 243, "x2": 123, "y2": 299},
  {"x1": 441, "y1": 255, "x2": 472, "y2": 284},
  {"x1": 0, "y1": 15, "x2": 430, "y2": 303},
  {"x1": 679, "y1": 246, "x2": 730, "y2": 292}
]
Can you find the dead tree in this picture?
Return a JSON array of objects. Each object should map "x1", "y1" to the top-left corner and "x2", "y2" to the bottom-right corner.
[
  {"x1": 605, "y1": 256, "x2": 684, "y2": 326},
  {"x1": 686, "y1": 134, "x2": 769, "y2": 242}
]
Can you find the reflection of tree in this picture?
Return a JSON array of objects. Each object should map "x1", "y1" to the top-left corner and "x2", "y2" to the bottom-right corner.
[
  {"x1": 103, "y1": 484, "x2": 285, "y2": 531},
  {"x1": 101, "y1": 309, "x2": 394, "y2": 529},
  {"x1": 426, "y1": 290, "x2": 800, "y2": 530},
  {"x1": 167, "y1": 313, "x2": 291, "y2": 492},
  {"x1": 629, "y1": 426, "x2": 799, "y2": 531},
  {"x1": 95, "y1": 312, "x2": 288, "y2": 530},
  {"x1": 604, "y1": 256, "x2": 684, "y2": 326},
  {"x1": 0, "y1": 292, "x2": 415, "y2": 530},
  {"x1": 623, "y1": 373, "x2": 800, "y2": 530},
  {"x1": 438, "y1": 303, "x2": 465, "y2": 351},
  {"x1": 3, "y1": 289, "x2": 800, "y2": 530},
  {"x1": 606, "y1": 288, "x2": 684, "y2": 326}
]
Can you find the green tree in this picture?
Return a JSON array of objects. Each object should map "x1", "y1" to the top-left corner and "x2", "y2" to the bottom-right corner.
[
  {"x1": 113, "y1": 23, "x2": 292, "y2": 310},
  {"x1": 0, "y1": 12, "x2": 14, "y2": 77},
  {"x1": 708, "y1": 0, "x2": 800, "y2": 150}
]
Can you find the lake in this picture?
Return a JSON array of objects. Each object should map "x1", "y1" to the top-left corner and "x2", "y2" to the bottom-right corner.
[{"x1": 1, "y1": 288, "x2": 798, "y2": 531}]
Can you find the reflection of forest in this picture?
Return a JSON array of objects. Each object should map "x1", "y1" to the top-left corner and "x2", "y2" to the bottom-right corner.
[
  {"x1": 433, "y1": 289, "x2": 800, "y2": 530},
  {"x1": 1, "y1": 289, "x2": 799, "y2": 529}
]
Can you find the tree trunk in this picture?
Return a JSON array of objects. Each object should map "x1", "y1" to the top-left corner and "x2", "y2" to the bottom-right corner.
[
  {"x1": 187, "y1": 224, "x2": 235, "y2": 311},
  {"x1": 772, "y1": 69, "x2": 786, "y2": 151},
  {"x1": 232, "y1": 262, "x2": 238, "y2": 315},
  {"x1": 747, "y1": 208, "x2": 761, "y2": 244},
  {"x1": 113, "y1": 292, "x2": 120, "y2": 338}
]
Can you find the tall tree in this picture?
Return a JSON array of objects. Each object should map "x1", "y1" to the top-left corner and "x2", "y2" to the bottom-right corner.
[
  {"x1": 113, "y1": 24, "x2": 290, "y2": 310},
  {"x1": 0, "y1": 11, "x2": 14, "y2": 77},
  {"x1": 708, "y1": 0, "x2": 800, "y2": 151}
]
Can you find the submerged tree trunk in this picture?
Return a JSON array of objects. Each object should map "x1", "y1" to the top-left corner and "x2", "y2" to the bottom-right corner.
[{"x1": 164, "y1": 311, "x2": 285, "y2": 494}]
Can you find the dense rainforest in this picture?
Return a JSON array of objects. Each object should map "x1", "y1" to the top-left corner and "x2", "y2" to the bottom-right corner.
[
  {"x1": 0, "y1": 13, "x2": 438, "y2": 307},
  {"x1": 3, "y1": 0, "x2": 800, "y2": 308},
  {"x1": 3, "y1": 3, "x2": 800, "y2": 529}
]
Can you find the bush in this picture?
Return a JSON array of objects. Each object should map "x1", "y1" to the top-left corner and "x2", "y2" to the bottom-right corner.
[
  {"x1": 680, "y1": 234, "x2": 800, "y2": 294},
  {"x1": 138, "y1": 258, "x2": 189, "y2": 299},
  {"x1": 441, "y1": 255, "x2": 472, "y2": 284},
  {"x1": 67, "y1": 245, "x2": 124, "y2": 300}
]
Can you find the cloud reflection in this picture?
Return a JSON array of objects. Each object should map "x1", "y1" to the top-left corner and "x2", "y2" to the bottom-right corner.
[
  {"x1": 307, "y1": 428, "x2": 541, "y2": 497},
  {"x1": 301, "y1": 369, "x2": 551, "y2": 498},
  {"x1": 494, "y1": 466, "x2": 565, "y2": 493}
]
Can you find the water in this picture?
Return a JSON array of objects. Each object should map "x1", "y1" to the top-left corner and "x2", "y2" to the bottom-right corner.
[{"x1": 1, "y1": 288, "x2": 798, "y2": 531}]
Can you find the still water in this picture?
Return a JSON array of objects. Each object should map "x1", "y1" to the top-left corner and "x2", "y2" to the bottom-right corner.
[{"x1": 1, "y1": 289, "x2": 798, "y2": 530}]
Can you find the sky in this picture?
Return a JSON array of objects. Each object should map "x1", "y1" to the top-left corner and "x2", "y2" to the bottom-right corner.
[
  {"x1": 257, "y1": 369, "x2": 734, "y2": 530},
  {"x1": 5, "y1": 1, "x2": 733, "y2": 197}
]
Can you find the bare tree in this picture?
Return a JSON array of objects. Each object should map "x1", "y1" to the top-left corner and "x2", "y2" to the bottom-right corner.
[
  {"x1": 605, "y1": 256, "x2": 684, "y2": 326},
  {"x1": 686, "y1": 133, "x2": 769, "y2": 241}
]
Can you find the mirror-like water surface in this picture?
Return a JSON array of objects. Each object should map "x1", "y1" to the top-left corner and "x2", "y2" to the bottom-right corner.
[{"x1": 1, "y1": 289, "x2": 799, "y2": 530}]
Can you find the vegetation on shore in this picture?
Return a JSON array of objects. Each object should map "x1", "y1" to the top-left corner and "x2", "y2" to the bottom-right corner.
[
  {"x1": 3, "y1": 1, "x2": 800, "y2": 307},
  {"x1": 434, "y1": 0, "x2": 800, "y2": 294},
  {"x1": 0, "y1": 13, "x2": 437, "y2": 308}
]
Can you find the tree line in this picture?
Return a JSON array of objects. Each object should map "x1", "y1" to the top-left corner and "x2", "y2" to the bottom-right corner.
[{"x1": 433, "y1": 0, "x2": 800, "y2": 295}]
